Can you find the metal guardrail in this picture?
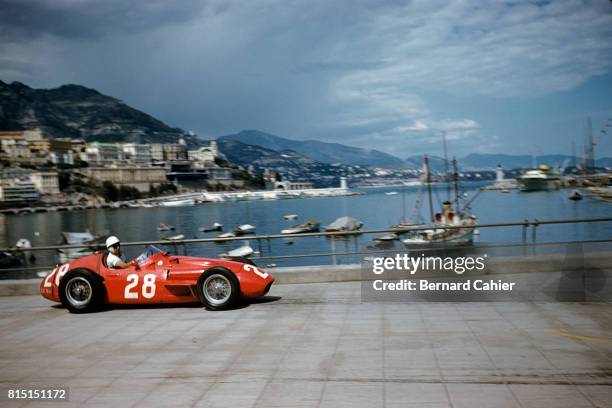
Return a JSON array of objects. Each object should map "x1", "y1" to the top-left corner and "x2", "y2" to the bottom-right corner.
[
  {"x1": 0, "y1": 216, "x2": 611, "y2": 273},
  {"x1": 2, "y1": 216, "x2": 612, "y2": 253}
]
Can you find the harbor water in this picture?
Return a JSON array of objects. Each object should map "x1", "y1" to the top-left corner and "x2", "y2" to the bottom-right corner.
[{"x1": 1, "y1": 183, "x2": 612, "y2": 274}]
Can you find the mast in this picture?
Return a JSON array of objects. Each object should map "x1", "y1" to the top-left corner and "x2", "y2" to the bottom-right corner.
[
  {"x1": 424, "y1": 155, "x2": 434, "y2": 223},
  {"x1": 401, "y1": 181, "x2": 406, "y2": 221},
  {"x1": 452, "y1": 157, "x2": 460, "y2": 213},
  {"x1": 442, "y1": 131, "x2": 450, "y2": 203}
]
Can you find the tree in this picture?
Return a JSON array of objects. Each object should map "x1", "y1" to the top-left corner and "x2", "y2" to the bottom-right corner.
[{"x1": 101, "y1": 181, "x2": 118, "y2": 202}]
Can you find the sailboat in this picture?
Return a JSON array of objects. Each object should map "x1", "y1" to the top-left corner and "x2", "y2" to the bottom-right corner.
[{"x1": 400, "y1": 139, "x2": 478, "y2": 248}]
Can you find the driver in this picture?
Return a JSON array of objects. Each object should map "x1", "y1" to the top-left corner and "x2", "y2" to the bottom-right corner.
[{"x1": 105, "y1": 236, "x2": 130, "y2": 269}]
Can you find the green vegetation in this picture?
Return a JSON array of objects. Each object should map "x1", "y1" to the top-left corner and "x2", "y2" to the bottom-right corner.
[
  {"x1": 60, "y1": 172, "x2": 178, "y2": 202},
  {"x1": 232, "y1": 170, "x2": 266, "y2": 189}
]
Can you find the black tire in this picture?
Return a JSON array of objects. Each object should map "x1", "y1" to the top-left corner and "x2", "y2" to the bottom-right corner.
[
  {"x1": 196, "y1": 267, "x2": 239, "y2": 310},
  {"x1": 58, "y1": 269, "x2": 105, "y2": 313}
]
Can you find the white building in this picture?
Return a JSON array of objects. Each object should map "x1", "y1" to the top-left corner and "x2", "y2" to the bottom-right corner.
[
  {"x1": 0, "y1": 180, "x2": 40, "y2": 203},
  {"x1": 188, "y1": 140, "x2": 218, "y2": 163},
  {"x1": 122, "y1": 143, "x2": 152, "y2": 165},
  {"x1": 0, "y1": 139, "x2": 31, "y2": 159},
  {"x1": 85, "y1": 142, "x2": 124, "y2": 165},
  {"x1": 30, "y1": 172, "x2": 60, "y2": 195},
  {"x1": 273, "y1": 181, "x2": 314, "y2": 190}
]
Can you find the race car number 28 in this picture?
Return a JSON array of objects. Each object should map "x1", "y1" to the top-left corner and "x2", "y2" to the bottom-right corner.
[
  {"x1": 124, "y1": 274, "x2": 156, "y2": 299},
  {"x1": 243, "y1": 264, "x2": 269, "y2": 279}
]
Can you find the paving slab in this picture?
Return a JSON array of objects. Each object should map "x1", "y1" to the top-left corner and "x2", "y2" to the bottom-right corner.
[{"x1": 0, "y1": 281, "x2": 611, "y2": 407}]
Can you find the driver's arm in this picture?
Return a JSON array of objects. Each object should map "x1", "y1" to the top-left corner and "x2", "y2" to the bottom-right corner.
[{"x1": 114, "y1": 260, "x2": 131, "y2": 269}]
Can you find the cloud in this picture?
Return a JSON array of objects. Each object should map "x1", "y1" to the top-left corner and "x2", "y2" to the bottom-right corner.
[{"x1": 0, "y1": 0, "x2": 611, "y2": 158}]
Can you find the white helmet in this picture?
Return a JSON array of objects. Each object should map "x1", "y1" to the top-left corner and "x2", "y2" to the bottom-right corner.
[{"x1": 105, "y1": 236, "x2": 120, "y2": 249}]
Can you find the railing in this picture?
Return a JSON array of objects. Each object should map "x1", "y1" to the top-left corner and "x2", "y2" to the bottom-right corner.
[{"x1": 1, "y1": 217, "x2": 611, "y2": 278}]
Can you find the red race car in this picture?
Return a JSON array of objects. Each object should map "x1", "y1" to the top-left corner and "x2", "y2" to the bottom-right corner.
[{"x1": 40, "y1": 245, "x2": 274, "y2": 313}]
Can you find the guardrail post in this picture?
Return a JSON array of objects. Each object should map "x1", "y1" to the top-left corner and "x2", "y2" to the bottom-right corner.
[
  {"x1": 522, "y1": 220, "x2": 528, "y2": 244},
  {"x1": 331, "y1": 237, "x2": 337, "y2": 266},
  {"x1": 532, "y1": 219, "x2": 538, "y2": 244}
]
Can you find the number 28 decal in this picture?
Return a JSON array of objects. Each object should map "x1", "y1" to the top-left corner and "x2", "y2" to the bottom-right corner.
[
  {"x1": 243, "y1": 264, "x2": 269, "y2": 279},
  {"x1": 43, "y1": 263, "x2": 70, "y2": 288},
  {"x1": 124, "y1": 274, "x2": 156, "y2": 299}
]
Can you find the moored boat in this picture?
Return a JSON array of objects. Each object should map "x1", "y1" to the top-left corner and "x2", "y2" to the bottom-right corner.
[
  {"x1": 161, "y1": 198, "x2": 196, "y2": 207},
  {"x1": 157, "y1": 223, "x2": 174, "y2": 231},
  {"x1": 234, "y1": 224, "x2": 256, "y2": 235},
  {"x1": 281, "y1": 221, "x2": 320, "y2": 234},
  {"x1": 516, "y1": 165, "x2": 561, "y2": 191},
  {"x1": 325, "y1": 216, "x2": 363, "y2": 232}
]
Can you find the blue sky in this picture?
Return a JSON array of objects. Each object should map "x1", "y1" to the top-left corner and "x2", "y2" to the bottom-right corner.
[{"x1": 1, "y1": 0, "x2": 611, "y2": 158}]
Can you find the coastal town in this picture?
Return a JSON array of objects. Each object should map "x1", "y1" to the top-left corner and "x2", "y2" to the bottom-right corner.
[{"x1": 0, "y1": 129, "x2": 337, "y2": 209}]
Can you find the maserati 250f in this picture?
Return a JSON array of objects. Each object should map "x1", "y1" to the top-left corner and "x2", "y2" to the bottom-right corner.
[{"x1": 40, "y1": 245, "x2": 274, "y2": 313}]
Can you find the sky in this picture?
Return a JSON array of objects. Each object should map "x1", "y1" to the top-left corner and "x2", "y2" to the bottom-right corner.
[{"x1": 1, "y1": 0, "x2": 612, "y2": 159}]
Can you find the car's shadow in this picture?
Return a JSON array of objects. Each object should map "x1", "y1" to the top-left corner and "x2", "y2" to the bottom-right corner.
[{"x1": 52, "y1": 295, "x2": 282, "y2": 313}]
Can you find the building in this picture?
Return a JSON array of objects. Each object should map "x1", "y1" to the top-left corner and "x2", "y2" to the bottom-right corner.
[
  {"x1": 0, "y1": 138, "x2": 31, "y2": 159},
  {"x1": 150, "y1": 144, "x2": 164, "y2": 162},
  {"x1": 151, "y1": 143, "x2": 188, "y2": 162},
  {"x1": 272, "y1": 180, "x2": 314, "y2": 190},
  {"x1": 163, "y1": 144, "x2": 188, "y2": 161},
  {"x1": 1, "y1": 166, "x2": 32, "y2": 183},
  {"x1": 188, "y1": 140, "x2": 218, "y2": 163},
  {"x1": 85, "y1": 142, "x2": 124, "y2": 165},
  {"x1": 0, "y1": 180, "x2": 40, "y2": 204},
  {"x1": 0, "y1": 129, "x2": 43, "y2": 142},
  {"x1": 27, "y1": 137, "x2": 84, "y2": 164},
  {"x1": 30, "y1": 172, "x2": 60, "y2": 195},
  {"x1": 79, "y1": 166, "x2": 167, "y2": 192},
  {"x1": 122, "y1": 143, "x2": 152, "y2": 165}
]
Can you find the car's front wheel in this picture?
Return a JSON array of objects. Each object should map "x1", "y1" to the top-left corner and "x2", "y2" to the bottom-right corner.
[
  {"x1": 197, "y1": 268, "x2": 239, "y2": 310},
  {"x1": 58, "y1": 269, "x2": 105, "y2": 313}
]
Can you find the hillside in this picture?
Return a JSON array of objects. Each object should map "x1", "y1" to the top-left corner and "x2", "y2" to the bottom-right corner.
[
  {"x1": 219, "y1": 129, "x2": 405, "y2": 167},
  {"x1": 217, "y1": 139, "x2": 350, "y2": 187},
  {"x1": 0, "y1": 80, "x2": 197, "y2": 145}
]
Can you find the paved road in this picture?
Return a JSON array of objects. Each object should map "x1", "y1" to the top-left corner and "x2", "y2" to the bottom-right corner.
[{"x1": 1, "y1": 282, "x2": 611, "y2": 407}]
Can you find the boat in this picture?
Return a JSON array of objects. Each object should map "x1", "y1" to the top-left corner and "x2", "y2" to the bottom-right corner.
[
  {"x1": 516, "y1": 165, "x2": 561, "y2": 191},
  {"x1": 501, "y1": 189, "x2": 511, "y2": 193},
  {"x1": 325, "y1": 216, "x2": 363, "y2": 232},
  {"x1": 0, "y1": 251, "x2": 24, "y2": 269},
  {"x1": 402, "y1": 217, "x2": 477, "y2": 248},
  {"x1": 373, "y1": 233, "x2": 398, "y2": 242},
  {"x1": 157, "y1": 223, "x2": 175, "y2": 231},
  {"x1": 234, "y1": 224, "x2": 256, "y2": 235},
  {"x1": 385, "y1": 191, "x2": 399, "y2": 196},
  {"x1": 281, "y1": 221, "x2": 320, "y2": 234},
  {"x1": 217, "y1": 232, "x2": 236, "y2": 239},
  {"x1": 57, "y1": 230, "x2": 106, "y2": 263},
  {"x1": 162, "y1": 234, "x2": 185, "y2": 241},
  {"x1": 223, "y1": 244, "x2": 254, "y2": 258},
  {"x1": 400, "y1": 147, "x2": 478, "y2": 248},
  {"x1": 283, "y1": 214, "x2": 298, "y2": 220},
  {"x1": 161, "y1": 198, "x2": 196, "y2": 207},
  {"x1": 199, "y1": 222, "x2": 223, "y2": 232},
  {"x1": 587, "y1": 186, "x2": 612, "y2": 202},
  {"x1": 569, "y1": 190, "x2": 583, "y2": 201}
]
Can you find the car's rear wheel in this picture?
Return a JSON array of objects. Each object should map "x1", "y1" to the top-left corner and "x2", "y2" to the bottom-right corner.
[
  {"x1": 197, "y1": 268, "x2": 239, "y2": 310},
  {"x1": 58, "y1": 269, "x2": 105, "y2": 313}
]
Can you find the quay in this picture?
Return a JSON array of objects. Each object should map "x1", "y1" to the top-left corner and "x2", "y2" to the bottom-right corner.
[
  {"x1": 0, "y1": 186, "x2": 362, "y2": 215},
  {"x1": 1, "y1": 252, "x2": 611, "y2": 407}
]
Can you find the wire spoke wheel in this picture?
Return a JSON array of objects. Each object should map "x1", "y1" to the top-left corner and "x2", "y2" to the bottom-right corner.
[
  {"x1": 203, "y1": 274, "x2": 232, "y2": 306},
  {"x1": 65, "y1": 276, "x2": 92, "y2": 307}
]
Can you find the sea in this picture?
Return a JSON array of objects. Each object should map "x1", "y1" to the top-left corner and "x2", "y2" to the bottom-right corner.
[{"x1": 1, "y1": 182, "x2": 611, "y2": 275}]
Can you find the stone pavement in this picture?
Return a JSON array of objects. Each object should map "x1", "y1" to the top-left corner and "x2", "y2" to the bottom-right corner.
[{"x1": 1, "y1": 282, "x2": 611, "y2": 407}]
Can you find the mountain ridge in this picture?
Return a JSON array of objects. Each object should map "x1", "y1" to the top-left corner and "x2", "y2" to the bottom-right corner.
[
  {"x1": 219, "y1": 129, "x2": 405, "y2": 167},
  {"x1": 0, "y1": 80, "x2": 197, "y2": 145}
]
